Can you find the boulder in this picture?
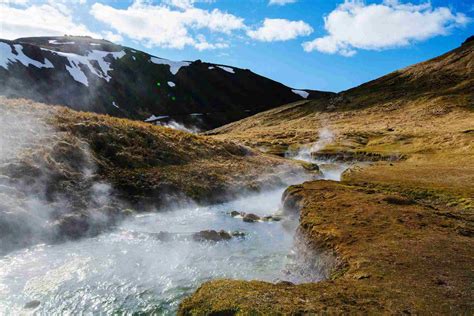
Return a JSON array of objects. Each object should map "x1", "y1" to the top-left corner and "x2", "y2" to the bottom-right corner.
[
  {"x1": 192, "y1": 230, "x2": 233, "y2": 242},
  {"x1": 243, "y1": 213, "x2": 261, "y2": 223},
  {"x1": 262, "y1": 215, "x2": 282, "y2": 222},
  {"x1": 24, "y1": 300, "x2": 41, "y2": 309},
  {"x1": 229, "y1": 210, "x2": 242, "y2": 217}
]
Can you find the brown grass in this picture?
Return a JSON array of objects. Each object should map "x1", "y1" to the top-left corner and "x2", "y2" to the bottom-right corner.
[{"x1": 179, "y1": 40, "x2": 474, "y2": 314}]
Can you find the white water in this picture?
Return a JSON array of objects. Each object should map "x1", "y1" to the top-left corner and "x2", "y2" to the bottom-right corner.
[{"x1": 0, "y1": 166, "x2": 348, "y2": 315}]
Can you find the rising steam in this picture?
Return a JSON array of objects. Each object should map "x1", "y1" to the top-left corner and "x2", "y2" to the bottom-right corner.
[
  {"x1": 0, "y1": 99, "x2": 122, "y2": 254},
  {"x1": 289, "y1": 127, "x2": 335, "y2": 161}
]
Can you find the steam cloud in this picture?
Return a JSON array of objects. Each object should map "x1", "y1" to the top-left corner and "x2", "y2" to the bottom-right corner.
[
  {"x1": 157, "y1": 120, "x2": 201, "y2": 134},
  {"x1": 0, "y1": 99, "x2": 123, "y2": 254},
  {"x1": 290, "y1": 127, "x2": 335, "y2": 161}
]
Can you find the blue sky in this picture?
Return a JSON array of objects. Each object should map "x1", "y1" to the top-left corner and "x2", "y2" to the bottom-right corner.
[{"x1": 1, "y1": 0, "x2": 473, "y2": 92}]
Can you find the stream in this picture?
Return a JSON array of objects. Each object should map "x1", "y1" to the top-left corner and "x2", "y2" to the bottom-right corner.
[{"x1": 0, "y1": 161, "x2": 350, "y2": 315}]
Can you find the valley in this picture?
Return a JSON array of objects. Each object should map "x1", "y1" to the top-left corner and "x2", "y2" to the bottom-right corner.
[{"x1": 0, "y1": 35, "x2": 472, "y2": 315}]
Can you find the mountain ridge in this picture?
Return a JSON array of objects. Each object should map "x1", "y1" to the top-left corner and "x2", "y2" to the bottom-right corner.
[{"x1": 0, "y1": 36, "x2": 332, "y2": 129}]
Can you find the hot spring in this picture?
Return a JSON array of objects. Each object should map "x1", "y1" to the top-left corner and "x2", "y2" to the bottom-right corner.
[{"x1": 0, "y1": 164, "x2": 348, "y2": 315}]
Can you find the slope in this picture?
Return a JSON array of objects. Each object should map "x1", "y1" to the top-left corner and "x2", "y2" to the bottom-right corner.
[
  {"x1": 180, "y1": 38, "x2": 474, "y2": 314},
  {"x1": 0, "y1": 36, "x2": 332, "y2": 129}
]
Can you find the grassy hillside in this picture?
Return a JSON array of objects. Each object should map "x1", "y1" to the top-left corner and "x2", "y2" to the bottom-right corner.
[{"x1": 179, "y1": 39, "x2": 474, "y2": 313}]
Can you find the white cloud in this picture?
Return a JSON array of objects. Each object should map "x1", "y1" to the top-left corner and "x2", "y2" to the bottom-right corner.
[
  {"x1": 90, "y1": 1, "x2": 244, "y2": 50},
  {"x1": 0, "y1": 0, "x2": 29, "y2": 4},
  {"x1": 102, "y1": 31, "x2": 123, "y2": 43},
  {"x1": 269, "y1": 0, "x2": 297, "y2": 6},
  {"x1": 303, "y1": 0, "x2": 470, "y2": 56},
  {"x1": 0, "y1": 2, "x2": 97, "y2": 40},
  {"x1": 247, "y1": 18, "x2": 313, "y2": 42}
]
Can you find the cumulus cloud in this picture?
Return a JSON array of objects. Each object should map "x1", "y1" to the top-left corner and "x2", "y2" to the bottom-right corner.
[
  {"x1": 90, "y1": 1, "x2": 243, "y2": 50},
  {"x1": 0, "y1": 2, "x2": 97, "y2": 40},
  {"x1": 302, "y1": 0, "x2": 470, "y2": 56},
  {"x1": 269, "y1": 0, "x2": 297, "y2": 5},
  {"x1": 247, "y1": 18, "x2": 313, "y2": 42},
  {"x1": 102, "y1": 31, "x2": 123, "y2": 43}
]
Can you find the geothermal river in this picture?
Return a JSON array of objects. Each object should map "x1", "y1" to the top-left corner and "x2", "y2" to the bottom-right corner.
[{"x1": 0, "y1": 163, "x2": 348, "y2": 315}]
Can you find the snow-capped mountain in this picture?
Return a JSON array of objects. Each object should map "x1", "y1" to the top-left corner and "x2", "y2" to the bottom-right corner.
[{"x1": 0, "y1": 36, "x2": 331, "y2": 129}]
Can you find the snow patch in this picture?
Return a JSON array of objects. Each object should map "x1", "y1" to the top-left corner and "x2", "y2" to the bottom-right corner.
[
  {"x1": 144, "y1": 114, "x2": 169, "y2": 122},
  {"x1": 0, "y1": 43, "x2": 54, "y2": 70},
  {"x1": 48, "y1": 40, "x2": 75, "y2": 45},
  {"x1": 190, "y1": 113, "x2": 204, "y2": 116},
  {"x1": 112, "y1": 101, "x2": 119, "y2": 108},
  {"x1": 217, "y1": 66, "x2": 234, "y2": 73},
  {"x1": 292, "y1": 89, "x2": 309, "y2": 99},
  {"x1": 150, "y1": 57, "x2": 190, "y2": 75},
  {"x1": 132, "y1": 56, "x2": 136, "y2": 61},
  {"x1": 43, "y1": 48, "x2": 126, "y2": 87},
  {"x1": 167, "y1": 81, "x2": 176, "y2": 87},
  {"x1": 90, "y1": 43, "x2": 101, "y2": 46},
  {"x1": 208, "y1": 66, "x2": 215, "y2": 69}
]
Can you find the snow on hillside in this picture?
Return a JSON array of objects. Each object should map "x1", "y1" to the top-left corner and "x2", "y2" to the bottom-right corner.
[
  {"x1": 145, "y1": 114, "x2": 169, "y2": 122},
  {"x1": 217, "y1": 66, "x2": 234, "y2": 74},
  {"x1": 0, "y1": 43, "x2": 54, "y2": 70},
  {"x1": 48, "y1": 40, "x2": 75, "y2": 45},
  {"x1": 291, "y1": 89, "x2": 309, "y2": 99},
  {"x1": 150, "y1": 57, "x2": 190, "y2": 75},
  {"x1": 43, "y1": 49, "x2": 126, "y2": 86}
]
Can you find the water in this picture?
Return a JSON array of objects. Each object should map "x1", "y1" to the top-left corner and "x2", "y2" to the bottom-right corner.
[{"x1": 0, "y1": 164, "x2": 349, "y2": 315}]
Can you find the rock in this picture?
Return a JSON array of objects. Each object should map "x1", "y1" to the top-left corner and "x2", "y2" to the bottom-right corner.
[
  {"x1": 193, "y1": 230, "x2": 233, "y2": 242},
  {"x1": 54, "y1": 214, "x2": 90, "y2": 240},
  {"x1": 276, "y1": 280, "x2": 294, "y2": 286},
  {"x1": 230, "y1": 210, "x2": 242, "y2": 217},
  {"x1": 262, "y1": 215, "x2": 282, "y2": 222},
  {"x1": 151, "y1": 231, "x2": 175, "y2": 241},
  {"x1": 231, "y1": 231, "x2": 246, "y2": 238},
  {"x1": 24, "y1": 300, "x2": 41, "y2": 309},
  {"x1": 243, "y1": 213, "x2": 261, "y2": 223},
  {"x1": 300, "y1": 162, "x2": 320, "y2": 172}
]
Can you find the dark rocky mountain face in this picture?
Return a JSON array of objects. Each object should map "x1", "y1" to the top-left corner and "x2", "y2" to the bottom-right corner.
[{"x1": 0, "y1": 36, "x2": 329, "y2": 129}]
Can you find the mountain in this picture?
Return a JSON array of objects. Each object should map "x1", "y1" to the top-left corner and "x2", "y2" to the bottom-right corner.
[
  {"x1": 0, "y1": 36, "x2": 331, "y2": 129},
  {"x1": 207, "y1": 36, "x2": 473, "y2": 152}
]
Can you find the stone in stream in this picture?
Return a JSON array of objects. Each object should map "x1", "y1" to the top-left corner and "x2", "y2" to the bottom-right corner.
[
  {"x1": 192, "y1": 230, "x2": 234, "y2": 242},
  {"x1": 243, "y1": 213, "x2": 261, "y2": 223},
  {"x1": 125, "y1": 230, "x2": 245, "y2": 242},
  {"x1": 230, "y1": 211, "x2": 283, "y2": 223},
  {"x1": 229, "y1": 210, "x2": 242, "y2": 217},
  {"x1": 24, "y1": 300, "x2": 41, "y2": 309},
  {"x1": 262, "y1": 215, "x2": 283, "y2": 222}
]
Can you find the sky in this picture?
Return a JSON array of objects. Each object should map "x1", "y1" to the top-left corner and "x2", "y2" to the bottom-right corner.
[{"x1": 0, "y1": 0, "x2": 472, "y2": 92}]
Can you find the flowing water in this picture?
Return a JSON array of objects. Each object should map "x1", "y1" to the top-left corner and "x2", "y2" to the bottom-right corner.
[{"x1": 0, "y1": 164, "x2": 349, "y2": 315}]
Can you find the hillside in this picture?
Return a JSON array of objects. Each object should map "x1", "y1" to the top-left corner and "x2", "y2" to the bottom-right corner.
[
  {"x1": 0, "y1": 97, "x2": 312, "y2": 253},
  {"x1": 180, "y1": 38, "x2": 474, "y2": 313},
  {"x1": 0, "y1": 36, "x2": 331, "y2": 130}
]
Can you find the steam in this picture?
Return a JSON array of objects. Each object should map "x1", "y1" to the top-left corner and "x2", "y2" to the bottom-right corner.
[
  {"x1": 157, "y1": 120, "x2": 201, "y2": 134},
  {"x1": 0, "y1": 100, "x2": 123, "y2": 254},
  {"x1": 290, "y1": 127, "x2": 335, "y2": 161}
]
